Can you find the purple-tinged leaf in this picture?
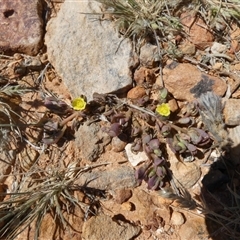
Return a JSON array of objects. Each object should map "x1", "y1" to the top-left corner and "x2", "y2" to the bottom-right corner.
[
  {"x1": 108, "y1": 123, "x2": 122, "y2": 137},
  {"x1": 148, "y1": 139, "x2": 160, "y2": 150},
  {"x1": 148, "y1": 176, "x2": 160, "y2": 190},
  {"x1": 153, "y1": 148, "x2": 162, "y2": 157},
  {"x1": 142, "y1": 134, "x2": 151, "y2": 144},
  {"x1": 156, "y1": 166, "x2": 167, "y2": 178},
  {"x1": 153, "y1": 157, "x2": 164, "y2": 166}
]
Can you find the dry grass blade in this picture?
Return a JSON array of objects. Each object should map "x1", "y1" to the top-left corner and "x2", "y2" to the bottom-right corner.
[
  {"x1": 96, "y1": 0, "x2": 183, "y2": 40},
  {"x1": 0, "y1": 162, "x2": 110, "y2": 240},
  {"x1": 200, "y1": 185, "x2": 240, "y2": 239}
]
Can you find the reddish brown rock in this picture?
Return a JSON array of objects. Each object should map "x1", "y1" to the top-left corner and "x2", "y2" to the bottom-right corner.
[
  {"x1": 163, "y1": 62, "x2": 227, "y2": 101},
  {"x1": 181, "y1": 12, "x2": 214, "y2": 49},
  {"x1": 134, "y1": 66, "x2": 157, "y2": 85},
  {"x1": 114, "y1": 188, "x2": 132, "y2": 204},
  {"x1": 168, "y1": 98, "x2": 179, "y2": 113},
  {"x1": 127, "y1": 86, "x2": 146, "y2": 99},
  {"x1": 0, "y1": 0, "x2": 43, "y2": 55}
]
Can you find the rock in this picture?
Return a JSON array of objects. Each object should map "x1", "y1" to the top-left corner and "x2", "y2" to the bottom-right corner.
[
  {"x1": 179, "y1": 216, "x2": 209, "y2": 240},
  {"x1": 223, "y1": 99, "x2": 240, "y2": 126},
  {"x1": 45, "y1": 0, "x2": 134, "y2": 101},
  {"x1": 140, "y1": 43, "x2": 160, "y2": 68},
  {"x1": 75, "y1": 165, "x2": 138, "y2": 190},
  {"x1": 168, "y1": 98, "x2": 179, "y2": 113},
  {"x1": 227, "y1": 125, "x2": 240, "y2": 165},
  {"x1": 171, "y1": 161, "x2": 201, "y2": 189},
  {"x1": 0, "y1": 0, "x2": 43, "y2": 55},
  {"x1": 75, "y1": 122, "x2": 111, "y2": 161},
  {"x1": 127, "y1": 86, "x2": 146, "y2": 99},
  {"x1": 121, "y1": 202, "x2": 134, "y2": 211},
  {"x1": 211, "y1": 42, "x2": 227, "y2": 54},
  {"x1": 229, "y1": 27, "x2": 240, "y2": 53},
  {"x1": 181, "y1": 12, "x2": 214, "y2": 49},
  {"x1": 179, "y1": 43, "x2": 196, "y2": 55},
  {"x1": 134, "y1": 67, "x2": 148, "y2": 85},
  {"x1": 163, "y1": 62, "x2": 227, "y2": 101},
  {"x1": 114, "y1": 189, "x2": 132, "y2": 204},
  {"x1": 170, "y1": 211, "x2": 185, "y2": 226},
  {"x1": 134, "y1": 66, "x2": 157, "y2": 85},
  {"x1": 212, "y1": 62, "x2": 223, "y2": 70},
  {"x1": 0, "y1": 150, "x2": 16, "y2": 183},
  {"x1": 167, "y1": 145, "x2": 201, "y2": 189},
  {"x1": 111, "y1": 136, "x2": 127, "y2": 152},
  {"x1": 125, "y1": 143, "x2": 148, "y2": 166},
  {"x1": 82, "y1": 214, "x2": 140, "y2": 240}
]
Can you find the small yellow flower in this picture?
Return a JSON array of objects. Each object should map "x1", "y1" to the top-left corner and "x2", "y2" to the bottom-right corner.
[
  {"x1": 156, "y1": 103, "x2": 170, "y2": 117},
  {"x1": 71, "y1": 97, "x2": 87, "y2": 111}
]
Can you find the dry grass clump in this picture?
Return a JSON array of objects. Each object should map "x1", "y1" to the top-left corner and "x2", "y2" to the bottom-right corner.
[
  {"x1": 202, "y1": 187, "x2": 240, "y2": 239},
  {"x1": 0, "y1": 161, "x2": 105, "y2": 240},
  {"x1": 201, "y1": 0, "x2": 240, "y2": 31},
  {"x1": 96, "y1": 0, "x2": 240, "y2": 40},
  {"x1": 96, "y1": 0, "x2": 183, "y2": 41}
]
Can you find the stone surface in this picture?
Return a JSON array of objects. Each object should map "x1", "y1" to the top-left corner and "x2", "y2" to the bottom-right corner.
[
  {"x1": 134, "y1": 66, "x2": 157, "y2": 85},
  {"x1": 75, "y1": 165, "x2": 138, "y2": 190},
  {"x1": 181, "y1": 12, "x2": 214, "y2": 49},
  {"x1": 0, "y1": 150, "x2": 16, "y2": 183},
  {"x1": 114, "y1": 188, "x2": 132, "y2": 204},
  {"x1": 0, "y1": 0, "x2": 43, "y2": 55},
  {"x1": 82, "y1": 214, "x2": 141, "y2": 240},
  {"x1": 45, "y1": 0, "x2": 134, "y2": 101},
  {"x1": 223, "y1": 99, "x2": 240, "y2": 126},
  {"x1": 170, "y1": 211, "x2": 185, "y2": 226},
  {"x1": 163, "y1": 62, "x2": 227, "y2": 101},
  {"x1": 127, "y1": 86, "x2": 146, "y2": 99},
  {"x1": 111, "y1": 136, "x2": 127, "y2": 152},
  {"x1": 228, "y1": 125, "x2": 240, "y2": 165},
  {"x1": 179, "y1": 216, "x2": 209, "y2": 240},
  {"x1": 168, "y1": 98, "x2": 179, "y2": 113},
  {"x1": 125, "y1": 143, "x2": 148, "y2": 167},
  {"x1": 140, "y1": 43, "x2": 160, "y2": 68},
  {"x1": 171, "y1": 161, "x2": 201, "y2": 189},
  {"x1": 167, "y1": 146, "x2": 201, "y2": 189},
  {"x1": 179, "y1": 43, "x2": 196, "y2": 55},
  {"x1": 211, "y1": 42, "x2": 227, "y2": 54},
  {"x1": 75, "y1": 122, "x2": 111, "y2": 161}
]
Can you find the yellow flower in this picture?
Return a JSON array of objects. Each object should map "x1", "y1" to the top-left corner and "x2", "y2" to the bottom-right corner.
[
  {"x1": 71, "y1": 97, "x2": 87, "y2": 111},
  {"x1": 156, "y1": 103, "x2": 170, "y2": 117}
]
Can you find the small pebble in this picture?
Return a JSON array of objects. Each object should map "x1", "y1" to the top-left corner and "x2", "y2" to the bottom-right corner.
[
  {"x1": 121, "y1": 202, "x2": 134, "y2": 211},
  {"x1": 115, "y1": 189, "x2": 132, "y2": 204},
  {"x1": 170, "y1": 211, "x2": 185, "y2": 226},
  {"x1": 111, "y1": 136, "x2": 127, "y2": 152},
  {"x1": 127, "y1": 86, "x2": 146, "y2": 99}
]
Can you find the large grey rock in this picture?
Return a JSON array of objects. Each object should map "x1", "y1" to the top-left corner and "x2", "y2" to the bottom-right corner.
[
  {"x1": 45, "y1": 0, "x2": 134, "y2": 101},
  {"x1": 0, "y1": 0, "x2": 43, "y2": 55},
  {"x1": 75, "y1": 165, "x2": 138, "y2": 190},
  {"x1": 75, "y1": 122, "x2": 111, "y2": 162}
]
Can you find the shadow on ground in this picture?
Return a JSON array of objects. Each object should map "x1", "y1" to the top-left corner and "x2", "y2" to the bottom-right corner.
[{"x1": 201, "y1": 144, "x2": 240, "y2": 240}]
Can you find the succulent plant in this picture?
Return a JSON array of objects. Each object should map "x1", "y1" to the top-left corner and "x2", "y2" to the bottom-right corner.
[
  {"x1": 131, "y1": 138, "x2": 143, "y2": 154},
  {"x1": 135, "y1": 158, "x2": 167, "y2": 190},
  {"x1": 44, "y1": 96, "x2": 72, "y2": 115},
  {"x1": 42, "y1": 121, "x2": 66, "y2": 145}
]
